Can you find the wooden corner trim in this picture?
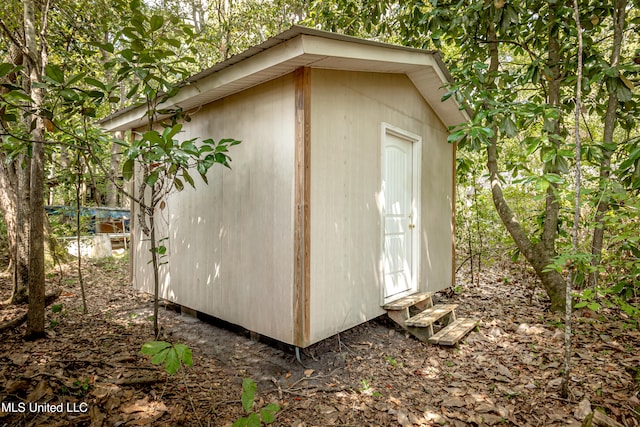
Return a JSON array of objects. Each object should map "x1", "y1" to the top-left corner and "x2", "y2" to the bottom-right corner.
[
  {"x1": 451, "y1": 141, "x2": 457, "y2": 288},
  {"x1": 293, "y1": 67, "x2": 311, "y2": 347}
]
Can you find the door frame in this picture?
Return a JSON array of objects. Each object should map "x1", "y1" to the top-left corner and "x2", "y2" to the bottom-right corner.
[{"x1": 380, "y1": 122, "x2": 422, "y2": 305}]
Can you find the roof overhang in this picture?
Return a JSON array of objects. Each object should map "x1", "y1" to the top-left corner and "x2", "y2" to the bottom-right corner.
[{"x1": 100, "y1": 26, "x2": 470, "y2": 132}]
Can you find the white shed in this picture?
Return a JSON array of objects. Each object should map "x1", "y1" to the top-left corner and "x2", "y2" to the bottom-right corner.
[{"x1": 102, "y1": 26, "x2": 469, "y2": 348}]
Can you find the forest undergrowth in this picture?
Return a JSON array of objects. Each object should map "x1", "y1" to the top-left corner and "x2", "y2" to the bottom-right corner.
[{"x1": 0, "y1": 254, "x2": 639, "y2": 426}]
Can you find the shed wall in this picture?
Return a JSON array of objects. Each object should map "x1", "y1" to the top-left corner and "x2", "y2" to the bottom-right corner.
[
  {"x1": 308, "y1": 69, "x2": 453, "y2": 344},
  {"x1": 133, "y1": 75, "x2": 297, "y2": 344}
]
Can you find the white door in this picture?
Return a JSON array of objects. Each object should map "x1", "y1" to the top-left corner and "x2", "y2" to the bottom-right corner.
[{"x1": 382, "y1": 126, "x2": 420, "y2": 303}]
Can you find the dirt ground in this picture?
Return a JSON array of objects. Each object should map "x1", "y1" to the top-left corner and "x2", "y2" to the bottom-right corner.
[{"x1": 1, "y1": 254, "x2": 639, "y2": 426}]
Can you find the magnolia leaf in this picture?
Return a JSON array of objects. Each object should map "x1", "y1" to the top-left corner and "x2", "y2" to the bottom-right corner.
[
  {"x1": 66, "y1": 72, "x2": 86, "y2": 85},
  {"x1": 45, "y1": 64, "x2": 64, "y2": 84},
  {"x1": 620, "y1": 74, "x2": 634, "y2": 90},
  {"x1": 500, "y1": 116, "x2": 518, "y2": 137},
  {"x1": 0, "y1": 63, "x2": 14, "y2": 78},
  {"x1": 84, "y1": 77, "x2": 106, "y2": 90},
  {"x1": 6, "y1": 90, "x2": 34, "y2": 103},
  {"x1": 448, "y1": 129, "x2": 466, "y2": 144},
  {"x1": 150, "y1": 15, "x2": 164, "y2": 31},
  {"x1": 60, "y1": 88, "x2": 80, "y2": 101},
  {"x1": 616, "y1": 83, "x2": 632, "y2": 102}
]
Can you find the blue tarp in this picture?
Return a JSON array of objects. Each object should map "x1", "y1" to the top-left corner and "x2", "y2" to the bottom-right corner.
[{"x1": 45, "y1": 205, "x2": 130, "y2": 234}]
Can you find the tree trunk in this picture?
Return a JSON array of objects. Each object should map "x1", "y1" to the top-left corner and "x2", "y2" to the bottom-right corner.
[
  {"x1": 484, "y1": 18, "x2": 566, "y2": 311},
  {"x1": 0, "y1": 32, "x2": 28, "y2": 305},
  {"x1": 14, "y1": 156, "x2": 30, "y2": 304},
  {"x1": 487, "y1": 142, "x2": 567, "y2": 312},
  {"x1": 0, "y1": 160, "x2": 18, "y2": 284},
  {"x1": 24, "y1": 0, "x2": 48, "y2": 340},
  {"x1": 589, "y1": 0, "x2": 627, "y2": 287}
]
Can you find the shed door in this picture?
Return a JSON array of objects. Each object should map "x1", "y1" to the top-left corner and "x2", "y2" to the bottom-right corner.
[{"x1": 382, "y1": 126, "x2": 421, "y2": 303}]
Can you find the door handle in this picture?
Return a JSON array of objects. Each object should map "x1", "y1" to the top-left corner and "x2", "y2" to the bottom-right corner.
[{"x1": 409, "y1": 224, "x2": 415, "y2": 229}]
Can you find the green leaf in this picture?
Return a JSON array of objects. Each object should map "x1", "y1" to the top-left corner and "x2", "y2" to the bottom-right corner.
[
  {"x1": 164, "y1": 347, "x2": 180, "y2": 375},
  {"x1": 150, "y1": 15, "x2": 164, "y2": 31},
  {"x1": 67, "y1": 72, "x2": 86, "y2": 85},
  {"x1": 45, "y1": 65, "x2": 64, "y2": 83},
  {"x1": 232, "y1": 418, "x2": 248, "y2": 427},
  {"x1": 246, "y1": 413, "x2": 261, "y2": 427},
  {"x1": 260, "y1": 403, "x2": 280, "y2": 423},
  {"x1": 447, "y1": 129, "x2": 466, "y2": 144},
  {"x1": 123, "y1": 159, "x2": 135, "y2": 181},
  {"x1": 126, "y1": 82, "x2": 140, "y2": 100},
  {"x1": 574, "y1": 301, "x2": 588, "y2": 308},
  {"x1": 141, "y1": 341, "x2": 172, "y2": 355},
  {"x1": 197, "y1": 161, "x2": 208, "y2": 177},
  {"x1": 145, "y1": 169, "x2": 160, "y2": 186},
  {"x1": 0, "y1": 63, "x2": 14, "y2": 78},
  {"x1": 60, "y1": 88, "x2": 80, "y2": 101},
  {"x1": 142, "y1": 130, "x2": 163, "y2": 145},
  {"x1": 151, "y1": 348, "x2": 169, "y2": 365},
  {"x1": 174, "y1": 344, "x2": 193, "y2": 367},
  {"x1": 441, "y1": 89, "x2": 456, "y2": 102},
  {"x1": 174, "y1": 177, "x2": 184, "y2": 191},
  {"x1": 543, "y1": 173, "x2": 564, "y2": 184},
  {"x1": 163, "y1": 123, "x2": 183, "y2": 141},
  {"x1": 241, "y1": 378, "x2": 257, "y2": 413},
  {"x1": 587, "y1": 302, "x2": 601, "y2": 311},
  {"x1": 218, "y1": 138, "x2": 241, "y2": 145},
  {"x1": 182, "y1": 169, "x2": 195, "y2": 188},
  {"x1": 91, "y1": 41, "x2": 114, "y2": 53},
  {"x1": 6, "y1": 90, "x2": 34, "y2": 103},
  {"x1": 84, "y1": 77, "x2": 106, "y2": 90},
  {"x1": 181, "y1": 141, "x2": 199, "y2": 155}
]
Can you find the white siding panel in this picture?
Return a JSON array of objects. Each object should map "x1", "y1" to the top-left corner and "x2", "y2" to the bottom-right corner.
[
  {"x1": 133, "y1": 75, "x2": 297, "y2": 344},
  {"x1": 309, "y1": 69, "x2": 453, "y2": 344}
]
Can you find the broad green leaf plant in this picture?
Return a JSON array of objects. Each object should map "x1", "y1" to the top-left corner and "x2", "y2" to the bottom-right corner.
[
  {"x1": 233, "y1": 378, "x2": 280, "y2": 427},
  {"x1": 140, "y1": 340, "x2": 193, "y2": 375}
]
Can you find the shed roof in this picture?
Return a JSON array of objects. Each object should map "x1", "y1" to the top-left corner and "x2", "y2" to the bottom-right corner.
[{"x1": 100, "y1": 25, "x2": 469, "y2": 132}]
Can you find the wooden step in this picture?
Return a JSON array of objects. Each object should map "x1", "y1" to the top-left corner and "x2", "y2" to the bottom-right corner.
[
  {"x1": 383, "y1": 292, "x2": 434, "y2": 310},
  {"x1": 405, "y1": 304, "x2": 457, "y2": 327},
  {"x1": 428, "y1": 318, "x2": 478, "y2": 346}
]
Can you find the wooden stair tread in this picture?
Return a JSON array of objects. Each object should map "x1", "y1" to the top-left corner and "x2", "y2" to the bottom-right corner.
[
  {"x1": 428, "y1": 318, "x2": 478, "y2": 346},
  {"x1": 404, "y1": 304, "x2": 457, "y2": 327},
  {"x1": 383, "y1": 292, "x2": 434, "y2": 310}
]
